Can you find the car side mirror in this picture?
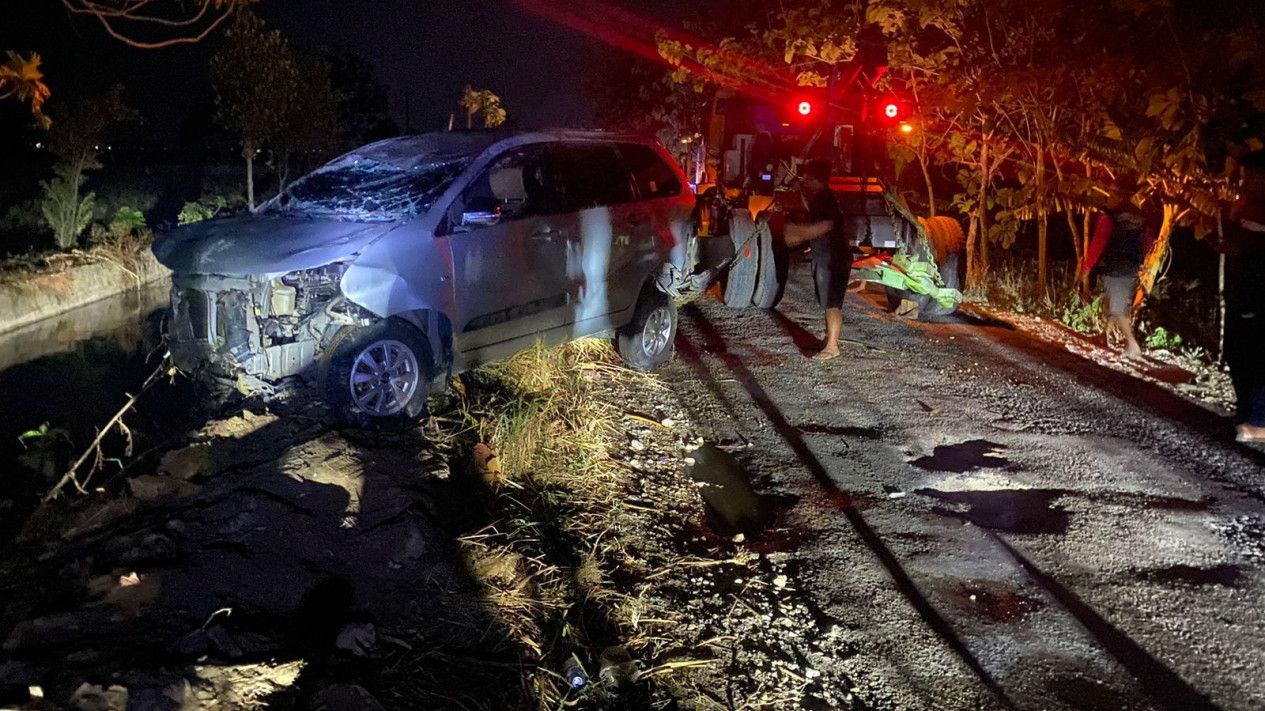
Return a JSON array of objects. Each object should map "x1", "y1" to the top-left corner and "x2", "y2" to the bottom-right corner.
[{"x1": 461, "y1": 196, "x2": 501, "y2": 228}]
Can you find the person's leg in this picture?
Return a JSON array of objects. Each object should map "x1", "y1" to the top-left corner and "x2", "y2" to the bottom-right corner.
[
  {"x1": 815, "y1": 308, "x2": 843, "y2": 360},
  {"x1": 1224, "y1": 313, "x2": 1251, "y2": 423},
  {"x1": 812, "y1": 255, "x2": 846, "y2": 360},
  {"x1": 1118, "y1": 314, "x2": 1143, "y2": 358},
  {"x1": 1238, "y1": 315, "x2": 1265, "y2": 439},
  {"x1": 1104, "y1": 276, "x2": 1142, "y2": 358}
]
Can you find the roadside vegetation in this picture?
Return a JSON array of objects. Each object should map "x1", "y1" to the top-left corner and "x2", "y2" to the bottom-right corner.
[{"x1": 3, "y1": 336, "x2": 841, "y2": 709}]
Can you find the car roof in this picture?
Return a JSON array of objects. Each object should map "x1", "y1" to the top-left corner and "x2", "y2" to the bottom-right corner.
[{"x1": 344, "y1": 129, "x2": 661, "y2": 170}]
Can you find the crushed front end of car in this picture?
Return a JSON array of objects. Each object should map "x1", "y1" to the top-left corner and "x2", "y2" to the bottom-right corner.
[{"x1": 167, "y1": 264, "x2": 376, "y2": 396}]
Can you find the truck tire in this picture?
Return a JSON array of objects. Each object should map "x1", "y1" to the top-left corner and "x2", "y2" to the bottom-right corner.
[
  {"x1": 722, "y1": 213, "x2": 759, "y2": 308},
  {"x1": 751, "y1": 222, "x2": 787, "y2": 309},
  {"x1": 617, "y1": 286, "x2": 678, "y2": 371},
  {"x1": 324, "y1": 320, "x2": 434, "y2": 426}
]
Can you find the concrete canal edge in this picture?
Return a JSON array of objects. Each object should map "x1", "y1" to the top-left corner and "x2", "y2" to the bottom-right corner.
[{"x1": 0, "y1": 251, "x2": 170, "y2": 336}]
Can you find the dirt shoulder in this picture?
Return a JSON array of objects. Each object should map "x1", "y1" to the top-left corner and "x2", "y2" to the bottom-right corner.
[{"x1": 0, "y1": 339, "x2": 854, "y2": 710}]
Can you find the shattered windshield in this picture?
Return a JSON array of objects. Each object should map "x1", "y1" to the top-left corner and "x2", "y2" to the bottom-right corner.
[{"x1": 266, "y1": 158, "x2": 470, "y2": 222}]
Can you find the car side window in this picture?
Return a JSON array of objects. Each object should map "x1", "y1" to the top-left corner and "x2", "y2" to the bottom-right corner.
[
  {"x1": 453, "y1": 145, "x2": 555, "y2": 230},
  {"x1": 619, "y1": 143, "x2": 683, "y2": 199},
  {"x1": 552, "y1": 143, "x2": 635, "y2": 211}
]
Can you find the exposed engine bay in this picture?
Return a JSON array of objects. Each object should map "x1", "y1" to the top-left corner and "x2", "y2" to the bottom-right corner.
[{"x1": 167, "y1": 264, "x2": 374, "y2": 393}]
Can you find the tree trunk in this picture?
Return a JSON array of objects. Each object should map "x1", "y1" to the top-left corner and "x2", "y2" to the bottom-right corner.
[
  {"x1": 1034, "y1": 148, "x2": 1047, "y2": 293},
  {"x1": 918, "y1": 147, "x2": 936, "y2": 218},
  {"x1": 1134, "y1": 202, "x2": 1181, "y2": 308},
  {"x1": 967, "y1": 138, "x2": 990, "y2": 291},
  {"x1": 278, "y1": 157, "x2": 289, "y2": 197},
  {"x1": 245, "y1": 143, "x2": 255, "y2": 211}
]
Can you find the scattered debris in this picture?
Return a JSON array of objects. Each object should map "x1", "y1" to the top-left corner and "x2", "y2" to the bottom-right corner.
[
  {"x1": 335, "y1": 622, "x2": 376, "y2": 657},
  {"x1": 598, "y1": 645, "x2": 640, "y2": 688},
  {"x1": 68, "y1": 682, "x2": 127, "y2": 711},
  {"x1": 472, "y1": 442, "x2": 504, "y2": 489},
  {"x1": 310, "y1": 684, "x2": 384, "y2": 711},
  {"x1": 561, "y1": 655, "x2": 587, "y2": 689}
]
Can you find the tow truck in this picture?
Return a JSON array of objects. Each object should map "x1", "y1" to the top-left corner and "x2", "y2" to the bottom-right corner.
[{"x1": 675, "y1": 61, "x2": 963, "y2": 319}]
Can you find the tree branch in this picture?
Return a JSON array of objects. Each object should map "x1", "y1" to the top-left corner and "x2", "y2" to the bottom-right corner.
[{"x1": 62, "y1": 0, "x2": 237, "y2": 48}]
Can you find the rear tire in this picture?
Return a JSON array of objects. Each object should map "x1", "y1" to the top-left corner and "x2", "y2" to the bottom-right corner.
[
  {"x1": 751, "y1": 222, "x2": 787, "y2": 309},
  {"x1": 617, "y1": 286, "x2": 678, "y2": 371},
  {"x1": 324, "y1": 320, "x2": 434, "y2": 426},
  {"x1": 722, "y1": 213, "x2": 759, "y2": 308}
]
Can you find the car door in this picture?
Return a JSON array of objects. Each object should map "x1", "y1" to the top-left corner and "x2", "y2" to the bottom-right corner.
[
  {"x1": 448, "y1": 143, "x2": 574, "y2": 351},
  {"x1": 550, "y1": 142, "x2": 644, "y2": 334},
  {"x1": 619, "y1": 141, "x2": 688, "y2": 274}
]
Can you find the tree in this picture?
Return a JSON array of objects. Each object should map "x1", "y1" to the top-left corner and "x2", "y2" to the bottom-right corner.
[
  {"x1": 270, "y1": 54, "x2": 338, "y2": 194},
  {"x1": 0, "y1": 52, "x2": 51, "y2": 128},
  {"x1": 3, "y1": 1, "x2": 250, "y2": 121},
  {"x1": 586, "y1": 51, "x2": 709, "y2": 166},
  {"x1": 38, "y1": 88, "x2": 135, "y2": 249},
  {"x1": 209, "y1": 12, "x2": 301, "y2": 210},
  {"x1": 323, "y1": 49, "x2": 399, "y2": 148},
  {"x1": 458, "y1": 86, "x2": 506, "y2": 129}
]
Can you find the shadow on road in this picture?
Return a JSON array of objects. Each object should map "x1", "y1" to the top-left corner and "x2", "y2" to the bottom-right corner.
[
  {"x1": 988, "y1": 532, "x2": 1224, "y2": 711},
  {"x1": 675, "y1": 302, "x2": 1021, "y2": 710},
  {"x1": 961, "y1": 318, "x2": 1265, "y2": 481}
]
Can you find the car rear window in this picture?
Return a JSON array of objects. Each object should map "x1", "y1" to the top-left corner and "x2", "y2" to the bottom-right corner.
[
  {"x1": 268, "y1": 158, "x2": 470, "y2": 221},
  {"x1": 619, "y1": 143, "x2": 682, "y2": 199},
  {"x1": 552, "y1": 143, "x2": 635, "y2": 210}
]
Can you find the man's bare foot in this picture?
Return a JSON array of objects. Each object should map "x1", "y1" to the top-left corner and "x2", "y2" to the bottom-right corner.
[
  {"x1": 1237, "y1": 424, "x2": 1265, "y2": 443},
  {"x1": 812, "y1": 349, "x2": 841, "y2": 361}
]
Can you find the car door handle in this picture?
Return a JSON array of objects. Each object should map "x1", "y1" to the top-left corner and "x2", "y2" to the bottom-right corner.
[
  {"x1": 624, "y1": 212, "x2": 647, "y2": 226},
  {"x1": 530, "y1": 226, "x2": 556, "y2": 243}
]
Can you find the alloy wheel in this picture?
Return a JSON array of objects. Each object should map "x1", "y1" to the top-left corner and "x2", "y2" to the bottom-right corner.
[{"x1": 348, "y1": 339, "x2": 420, "y2": 416}]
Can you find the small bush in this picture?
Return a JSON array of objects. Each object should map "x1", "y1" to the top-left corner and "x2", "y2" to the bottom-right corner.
[
  {"x1": 111, "y1": 206, "x2": 146, "y2": 233},
  {"x1": 40, "y1": 164, "x2": 94, "y2": 250},
  {"x1": 1057, "y1": 292, "x2": 1103, "y2": 334},
  {"x1": 178, "y1": 196, "x2": 233, "y2": 226},
  {"x1": 1144, "y1": 325, "x2": 1183, "y2": 351}
]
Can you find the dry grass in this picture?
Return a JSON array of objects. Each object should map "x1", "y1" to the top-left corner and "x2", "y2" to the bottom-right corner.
[{"x1": 396, "y1": 338, "x2": 707, "y2": 710}]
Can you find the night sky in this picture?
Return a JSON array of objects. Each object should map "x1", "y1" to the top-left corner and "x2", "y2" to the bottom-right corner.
[{"x1": 1, "y1": 0, "x2": 712, "y2": 147}]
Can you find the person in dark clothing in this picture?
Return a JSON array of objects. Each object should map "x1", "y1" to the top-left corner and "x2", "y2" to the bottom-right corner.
[
  {"x1": 1080, "y1": 180, "x2": 1151, "y2": 360},
  {"x1": 744, "y1": 131, "x2": 776, "y2": 195},
  {"x1": 785, "y1": 159, "x2": 850, "y2": 360},
  {"x1": 1215, "y1": 150, "x2": 1265, "y2": 442}
]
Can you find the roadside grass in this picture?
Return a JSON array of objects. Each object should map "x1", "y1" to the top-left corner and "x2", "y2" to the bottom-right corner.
[
  {"x1": 387, "y1": 339, "x2": 717, "y2": 710},
  {"x1": 976, "y1": 255, "x2": 1217, "y2": 364}
]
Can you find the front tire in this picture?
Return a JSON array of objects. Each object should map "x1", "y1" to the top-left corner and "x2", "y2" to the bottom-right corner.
[
  {"x1": 324, "y1": 320, "x2": 434, "y2": 425},
  {"x1": 617, "y1": 286, "x2": 678, "y2": 371}
]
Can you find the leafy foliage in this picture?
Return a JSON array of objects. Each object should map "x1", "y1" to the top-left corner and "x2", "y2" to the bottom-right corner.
[
  {"x1": 110, "y1": 206, "x2": 146, "y2": 233},
  {"x1": 37, "y1": 88, "x2": 136, "y2": 250},
  {"x1": 178, "y1": 195, "x2": 233, "y2": 225},
  {"x1": 0, "y1": 52, "x2": 51, "y2": 128},
  {"x1": 459, "y1": 86, "x2": 507, "y2": 129},
  {"x1": 1144, "y1": 325, "x2": 1183, "y2": 351},
  {"x1": 40, "y1": 164, "x2": 95, "y2": 250},
  {"x1": 210, "y1": 11, "x2": 302, "y2": 208}
]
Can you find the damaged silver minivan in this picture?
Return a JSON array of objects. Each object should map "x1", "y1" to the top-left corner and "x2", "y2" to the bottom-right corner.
[{"x1": 155, "y1": 131, "x2": 702, "y2": 421}]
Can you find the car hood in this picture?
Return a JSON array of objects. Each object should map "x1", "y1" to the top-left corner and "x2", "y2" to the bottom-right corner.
[{"x1": 153, "y1": 215, "x2": 403, "y2": 276}]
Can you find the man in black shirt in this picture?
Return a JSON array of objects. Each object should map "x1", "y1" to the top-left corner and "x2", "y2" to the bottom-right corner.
[
  {"x1": 1215, "y1": 150, "x2": 1265, "y2": 442},
  {"x1": 786, "y1": 160, "x2": 850, "y2": 360}
]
